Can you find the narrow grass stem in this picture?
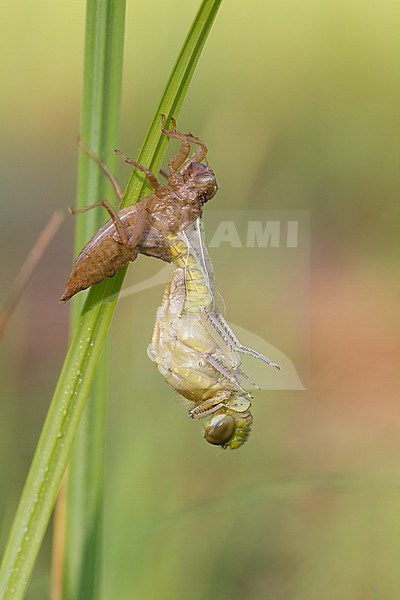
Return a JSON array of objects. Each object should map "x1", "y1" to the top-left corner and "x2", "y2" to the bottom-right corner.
[{"x1": 54, "y1": 2, "x2": 127, "y2": 600}]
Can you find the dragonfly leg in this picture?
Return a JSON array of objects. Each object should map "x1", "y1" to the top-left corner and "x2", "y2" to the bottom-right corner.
[
  {"x1": 201, "y1": 307, "x2": 281, "y2": 370},
  {"x1": 203, "y1": 353, "x2": 253, "y2": 399},
  {"x1": 161, "y1": 114, "x2": 208, "y2": 172},
  {"x1": 235, "y1": 344, "x2": 280, "y2": 370},
  {"x1": 169, "y1": 140, "x2": 191, "y2": 173},
  {"x1": 127, "y1": 201, "x2": 148, "y2": 247},
  {"x1": 78, "y1": 137, "x2": 123, "y2": 200},
  {"x1": 198, "y1": 307, "x2": 238, "y2": 356},
  {"x1": 189, "y1": 391, "x2": 232, "y2": 419},
  {"x1": 216, "y1": 310, "x2": 281, "y2": 369},
  {"x1": 69, "y1": 200, "x2": 132, "y2": 248},
  {"x1": 198, "y1": 310, "x2": 262, "y2": 390},
  {"x1": 114, "y1": 149, "x2": 167, "y2": 198},
  {"x1": 186, "y1": 142, "x2": 208, "y2": 165},
  {"x1": 238, "y1": 369, "x2": 261, "y2": 390}
]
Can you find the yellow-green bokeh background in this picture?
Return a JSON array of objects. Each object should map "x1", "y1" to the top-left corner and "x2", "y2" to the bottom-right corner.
[{"x1": 0, "y1": 1, "x2": 399, "y2": 598}]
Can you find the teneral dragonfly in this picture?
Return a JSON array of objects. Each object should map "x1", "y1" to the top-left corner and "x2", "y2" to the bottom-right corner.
[{"x1": 147, "y1": 220, "x2": 280, "y2": 449}]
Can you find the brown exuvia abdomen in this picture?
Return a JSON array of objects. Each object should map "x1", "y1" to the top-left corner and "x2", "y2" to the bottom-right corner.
[{"x1": 60, "y1": 235, "x2": 137, "y2": 302}]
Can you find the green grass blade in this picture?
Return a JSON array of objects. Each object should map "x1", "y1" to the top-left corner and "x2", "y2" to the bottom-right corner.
[
  {"x1": 0, "y1": 1, "x2": 222, "y2": 598},
  {"x1": 60, "y1": 2, "x2": 126, "y2": 600},
  {"x1": 124, "y1": 0, "x2": 223, "y2": 206}
]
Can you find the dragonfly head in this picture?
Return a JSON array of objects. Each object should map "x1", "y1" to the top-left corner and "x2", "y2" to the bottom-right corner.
[
  {"x1": 186, "y1": 162, "x2": 218, "y2": 204},
  {"x1": 204, "y1": 409, "x2": 253, "y2": 450}
]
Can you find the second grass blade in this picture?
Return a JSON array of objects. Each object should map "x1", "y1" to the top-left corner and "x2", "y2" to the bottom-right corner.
[{"x1": 57, "y1": 2, "x2": 127, "y2": 600}]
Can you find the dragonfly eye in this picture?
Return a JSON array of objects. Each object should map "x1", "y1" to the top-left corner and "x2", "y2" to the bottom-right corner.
[
  {"x1": 185, "y1": 163, "x2": 218, "y2": 203},
  {"x1": 204, "y1": 414, "x2": 235, "y2": 446},
  {"x1": 195, "y1": 172, "x2": 218, "y2": 203}
]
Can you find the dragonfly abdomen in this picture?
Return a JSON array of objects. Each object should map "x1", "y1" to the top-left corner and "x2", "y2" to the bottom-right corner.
[{"x1": 168, "y1": 233, "x2": 214, "y2": 312}]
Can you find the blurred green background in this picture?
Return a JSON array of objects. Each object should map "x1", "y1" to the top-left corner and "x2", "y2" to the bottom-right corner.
[{"x1": 0, "y1": 1, "x2": 399, "y2": 598}]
